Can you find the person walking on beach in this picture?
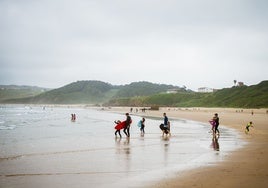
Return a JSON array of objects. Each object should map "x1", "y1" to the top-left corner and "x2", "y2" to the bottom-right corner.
[
  {"x1": 114, "y1": 120, "x2": 122, "y2": 138},
  {"x1": 71, "y1": 114, "x2": 76, "y2": 121},
  {"x1": 123, "y1": 113, "x2": 132, "y2": 137},
  {"x1": 245, "y1": 121, "x2": 254, "y2": 134},
  {"x1": 209, "y1": 119, "x2": 216, "y2": 133},
  {"x1": 160, "y1": 113, "x2": 170, "y2": 136},
  {"x1": 213, "y1": 113, "x2": 220, "y2": 135},
  {"x1": 139, "y1": 117, "x2": 145, "y2": 135}
]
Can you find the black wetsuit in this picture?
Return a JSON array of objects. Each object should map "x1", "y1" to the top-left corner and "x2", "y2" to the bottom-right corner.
[
  {"x1": 214, "y1": 117, "x2": 220, "y2": 134},
  {"x1": 123, "y1": 115, "x2": 131, "y2": 137},
  {"x1": 140, "y1": 120, "x2": 145, "y2": 134}
]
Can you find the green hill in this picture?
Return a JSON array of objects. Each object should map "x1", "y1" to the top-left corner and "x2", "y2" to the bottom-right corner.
[
  {"x1": 0, "y1": 85, "x2": 50, "y2": 102},
  {"x1": 199, "y1": 80, "x2": 268, "y2": 108},
  {"x1": 2, "y1": 80, "x2": 182, "y2": 104},
  {"x1": 106, "y1": 81, "x2": 268, "y2": 108},
  {"x1": 2, "y1": 80, "x2": 267, "y2": 108},
  {"x1": 115, "y1": 81, "x2": 185, "y2": 98},
  {"x1": 4, "y1": 81, "x2": 115, "y2": 104}
]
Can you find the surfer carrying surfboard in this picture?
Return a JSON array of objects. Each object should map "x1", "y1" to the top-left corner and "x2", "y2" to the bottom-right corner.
[
  {"x1": 245, "y1": 121, "x2": 254, "y2": 134},
  {"x1": 114, "y1": 120, "x2": 122, "y2": 138},
  {"x1": 123, "y1": 113, "x2": 132, "y2": 137},
  {"x1": 160, "y1": 113, "x2": 170, "y2": 136}
]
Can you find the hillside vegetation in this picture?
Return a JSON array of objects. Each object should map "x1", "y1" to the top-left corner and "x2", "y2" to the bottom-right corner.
[
  {"x1": 115, "y1": 81, "x2": 185, "y2": 98},
  {"x1": 1, "y1": 80, "x2": 183, "y2": 104},
  {"x1": 1, "y1": 80, "x2": 267, "y2": 108},
  {"x1": 105, "y1": 81, "x2": 268, "y2": 108},
  {"x1": 0, "y1": 85, "x2": 49, "y2": 102}
]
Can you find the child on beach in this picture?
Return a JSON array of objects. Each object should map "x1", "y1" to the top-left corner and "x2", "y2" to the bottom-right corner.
[
  {"x1": 114, "y1": 120, "x2": 122, "y2": 138},
  {"x1": 245, "y1": 121, "x2": 254, "y2": 134},
  {"x1": 139, "y1": 117, "x2": 145, "y2": 135},
  {"x1": 209, "y1": 119, "x2": 216, "y2": 133}
]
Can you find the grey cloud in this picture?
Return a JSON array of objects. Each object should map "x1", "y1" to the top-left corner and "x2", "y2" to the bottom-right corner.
[{"x1": 0, "y1": 0, "x2": 267, "y2": 89}]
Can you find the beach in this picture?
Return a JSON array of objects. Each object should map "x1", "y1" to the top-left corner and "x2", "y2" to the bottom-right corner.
[
  {"x1": 107, "y1": 107, "x2": 268, "y2": 188},
  {"x1": 0, "y1": 105, "x2": 267, "y2": 188}
]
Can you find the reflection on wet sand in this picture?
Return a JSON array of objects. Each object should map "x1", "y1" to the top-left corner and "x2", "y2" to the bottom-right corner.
[
  {"x1": 211, "y1": 135, "x2": 220, "y2": 151},
  {"x1": 115, "y1": 137, "x2": 131, "y2": 155},
  {"x1": 162, "y1": 136, "x2": 170, "y2": 167},
  {"x1": 115, "y1": 137, "x2": 131, "y2": 175},
  {"x1": 123, "y1": 137, "x2": 131, "y2": 155}
]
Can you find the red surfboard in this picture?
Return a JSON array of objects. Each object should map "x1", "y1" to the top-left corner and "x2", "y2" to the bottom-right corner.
[
  {"x1": 114, "y1": 121, "x2": 126, "y2": 130},
  {"x1": 209, "y1": 120, "x2": 216, "y2": 126}
]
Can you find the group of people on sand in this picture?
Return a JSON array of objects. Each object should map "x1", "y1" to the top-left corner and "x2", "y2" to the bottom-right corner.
[
  {"x1": 209, "y1": 113, "x2": 254, "y2": 135},
  {"x1": 159, "y1": 112, "x2": 171, "y2": 137},
  {"x1": 209, "y1": 113, "x2": 220, "y2": 135},
  {"x1": 114, "y1": 113, "x2": 133, "y2": 138},
  {"x1": 114, "y1": 112, "x2": 171, "y2": 138},
  {"x1": 114, "y1": 113, "x2": 145, "y2": 138},
  {"x1": 114, "y1": 110, "x2": 255, "y2": 139}
]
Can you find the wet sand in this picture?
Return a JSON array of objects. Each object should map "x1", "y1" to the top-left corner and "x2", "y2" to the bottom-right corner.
[
  {"x1": 0, "y1": 106, "x2": 243, "y2": 188},
  {"x1": 107, "y1": 107, "x2": 268, "y2": 188},
  {"x1": 1, "y1": 106, "x2": 267, "y2": 188}
]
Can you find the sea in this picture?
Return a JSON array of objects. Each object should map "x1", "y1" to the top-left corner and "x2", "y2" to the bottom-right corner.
[{"x1": 0, "y1": 105, "x2": 244, "y2": 188}]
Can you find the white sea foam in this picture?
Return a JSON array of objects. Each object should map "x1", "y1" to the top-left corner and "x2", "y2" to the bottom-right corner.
[{"x1": 0, "y1": 124, "x2": 16, "y2": 130}]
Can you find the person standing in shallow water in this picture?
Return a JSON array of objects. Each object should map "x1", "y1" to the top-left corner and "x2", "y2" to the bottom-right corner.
[
  {"x1": 140, "y1": 117, "x2": 145, "y2": 135},
  {"x1": 114, "y1": 120, "x2": 122, "y2": 138},
  {"x1": 213, "y1": 113, "x2": 220, "y2": 135},
  {"x1": 71, "y1": 114, "x2": 76, "y2": 121},
  {"x1": 160, "y1": 112, "x2": 170, "y2": 136},
  {"x1": 123, "y1": 113, "x2": 132, "y2": 137}
]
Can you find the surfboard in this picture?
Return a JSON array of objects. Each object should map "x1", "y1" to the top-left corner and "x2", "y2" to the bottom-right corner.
[
  {"x1": 160, "y1": 124, "x2": 169, "y2": 134},
  {"x1": 137, "y1": 120, "x2": 142, "y2": 128},
  {"x1": 114, "y1": 121, "x2": 126, "y2": 130},
  {"x1": 209, "y1": 120, "x2": 216, "y2": 126}
]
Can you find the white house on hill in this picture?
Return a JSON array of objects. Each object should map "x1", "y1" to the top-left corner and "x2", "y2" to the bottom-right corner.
[{"x1": 198, "y1": 87, "x2": 214, "y2": 93}]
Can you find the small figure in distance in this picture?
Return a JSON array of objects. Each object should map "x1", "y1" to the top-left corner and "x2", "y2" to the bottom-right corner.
[
  {"x1": 209, "y1": 119, "x2": 216, "y2": 133},
  {"x1": 213, "y1": 113, "x2": 220, "y2": 135},
  {"x1": 114, "y1": 120, "x2": 122, "y2": 138},
  {"x1": 160, "y1": 113, "x2": 170, "y2": 137},
  {"x1": 71, "y1": 114, "x2": 76, "y2": 122},
  {"x1": 139, "y1": 117, "x2": 145, "y2": 136},
  {"x1": 245, "y1": 121, "x2": 254, "y2": 134}
]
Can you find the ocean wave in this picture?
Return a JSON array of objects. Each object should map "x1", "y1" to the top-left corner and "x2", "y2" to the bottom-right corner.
[{"x1": 0, "y1": 125, "x2": 16, "y2": 130}]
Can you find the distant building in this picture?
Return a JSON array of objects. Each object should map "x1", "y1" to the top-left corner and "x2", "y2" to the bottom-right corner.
[
  {"x1": 198, "y1": 87, "x2": 214, "y2": 93},
  {"x1": 237, "y1": 82, "x2": 244, "y2": 86}
]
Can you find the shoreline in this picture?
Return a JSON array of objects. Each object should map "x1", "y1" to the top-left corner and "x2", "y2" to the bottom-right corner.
[{"x1": 105, "y1": 107, "x2": 268, "y2": 188}]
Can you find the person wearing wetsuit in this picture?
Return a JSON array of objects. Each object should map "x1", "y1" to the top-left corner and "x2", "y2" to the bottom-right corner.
[
  {"x1": 213, "y1": 113, "x2": 220, "y2": 134},
  {"x1": 114, "y1": 120, "x2": 122, "y2": 138},
  {"x1": 123, "y1": 113, "x2": 132, "y2": 137},
  {"x1": 245, "y1": 121, "x2": 254, "y2": 133},
  {"x1": 160, "y1": 113, "x2": 169, "y2": 135},
  {"x1": 140, "y1": 117, "x2": 145, "y2": 135}
]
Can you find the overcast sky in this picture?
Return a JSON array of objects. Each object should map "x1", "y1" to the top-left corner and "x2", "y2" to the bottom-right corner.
[{"x1": 1, "y1": 0, "x2": 267, "y2": 91}]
